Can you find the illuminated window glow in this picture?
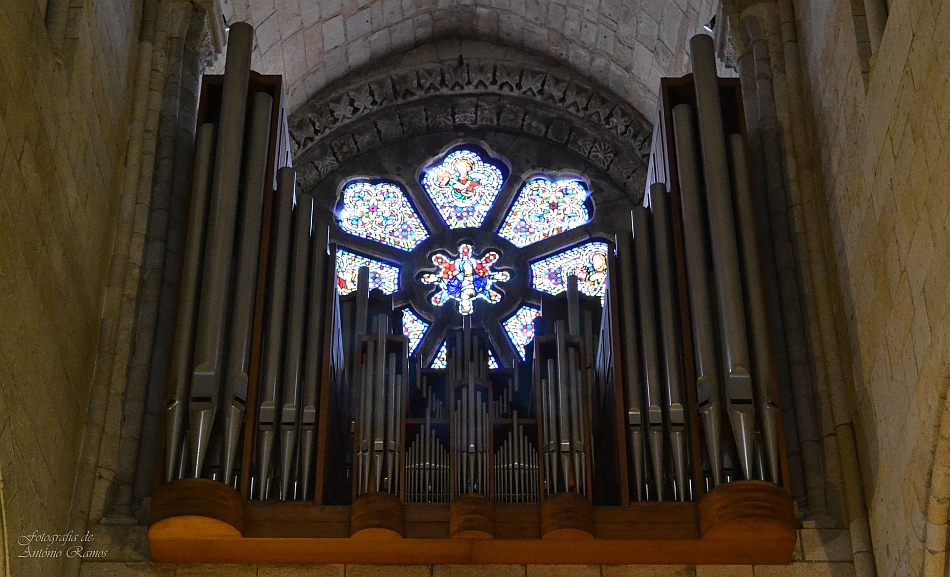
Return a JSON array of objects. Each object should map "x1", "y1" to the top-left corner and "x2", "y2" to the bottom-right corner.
[
  {"x1": 498, "y1": 178, "x2": 591, "y2": 247},
  {"x1": 487, "y1": 349, "x2": 500, "y2": 370},
  {"x1": 431, "y1": 341, "x2": 448, "y2": 369},
  {"x1": 335, "y1": 249, "x2": 400, "y2": 295},
  {"x1": 502, "y1": 306, "x2": 541, "y2": 360},
  {"x1": 401, "y1": 309, "x2": 429, "y2": 355},
  {"x1": 421, "y1": 150, "x2": 505, "y2": 229},
  {"x1": 338, "y1": 181, "x2": 428, "y2": 250},
  {"x1": 530, "y1": 242, "x2": 609, "y2": 301},
  {"x1": 420, "y1": 244, "x2": 510, "y2": 315}
]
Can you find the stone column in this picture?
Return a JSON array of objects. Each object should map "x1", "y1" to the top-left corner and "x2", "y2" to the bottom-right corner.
[{"x1": 721, "y1": 1, "x2": 877, "y2": 575}]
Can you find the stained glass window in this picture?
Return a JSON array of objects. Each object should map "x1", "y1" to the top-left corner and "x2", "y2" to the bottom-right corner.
[
  {"x1": 420, "y1": 244, "x2": 510, "y2": 315},
  {"x1": 487, "y1": 349, "x2": 500, "y2": 370},
  {"x1": 421, "y1": 150, "x2": 505, "y2": 229},
  {"x1": 401, "y1": 309, "x2": 429, "y2": 355},
  {"x1": 338, "y1": 181, "x2": 429, "y2": 250},
  {"x1": 498, "y1": 178, "x2": 591, "y2": 247},
  {"x1": 502, "y1": 306, "x2": 542, "y2": 360},
  {"x1": 335, "y1": 249, "x2": 400, "y2": 295},
  {"x1": 431, "y1": 341, "x2": 448, "y2": 369},
  {"x1": 530, "y1": 242, "x2": 609, "y2": 301}
]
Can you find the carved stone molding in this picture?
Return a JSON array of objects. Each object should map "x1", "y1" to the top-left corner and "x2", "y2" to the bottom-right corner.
[{"x1": 289, "y1": 55, "x2": 654, "y2": 199}]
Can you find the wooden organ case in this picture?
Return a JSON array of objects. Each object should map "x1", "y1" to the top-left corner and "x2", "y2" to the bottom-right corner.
[{"x1": 148, "y1": 29, "x2": 797, "y2": 565}]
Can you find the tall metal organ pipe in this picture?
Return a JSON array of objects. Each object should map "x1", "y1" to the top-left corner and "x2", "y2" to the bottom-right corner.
[
  {"x1": 164, "y1": 123, "x2": 215, "y2": 482},
  {"x1": 690, "y1": 34, "x2": 756, "y2": 480},
  {"x1": 254, "y1": 168, "x2": 296, "y2": 499},
  {"x1": 616, "y1": 229, "x2": 645, "y2": 501},
  {"x1": 299, "y1": 223, "x2": 330, "y2": 499},
  {"x1": 649, "y1": 183, "x2": 689, "y2": 501},
  {"x1": 187, "y1": 22, "x2": 254, "y2": 479},
  {"x1": 279, "y1": 194, "x2": 314, "y2": 500},
  {"x1": 729, "y1": 134, "x2": 782, "y2": 483},
  {"x1": 220, "y1": 91, "x2": 274, "y2": 487},
  {"x1": 672, "y1": 103, "x2": 726, "y2": 487},
  {"x1": 631, "y1": 206, "x2": 666, "y2": 501}
]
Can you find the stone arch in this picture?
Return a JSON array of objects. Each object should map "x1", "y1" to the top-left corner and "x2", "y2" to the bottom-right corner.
[{"x1": 289, "y1": 39, "x2": 654, "y2": 204}]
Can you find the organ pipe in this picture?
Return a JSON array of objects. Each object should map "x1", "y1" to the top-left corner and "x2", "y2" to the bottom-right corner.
[
  {"x1": 690, "y1": 34, "x2": 756, "y2": 480},
  {"x1": 672, "y1": 103, "x2": 726, "y2": 487},
  {"x1": 187, "y1": 22, "x2": 254, "y2": 479}
]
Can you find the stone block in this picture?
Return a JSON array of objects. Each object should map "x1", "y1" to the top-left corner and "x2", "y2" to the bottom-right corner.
[
  {"x1": 177, "y1": 564, "x2": 258, "y2": 577},
  {"x1": 258, "y1": 565, "x2": 346, "y2": 577},
  {"x1": 433, "y1": 566, "x2": 525, "y2": 577},
  {"x1": 754, "y1": 563, "x2": 855, "y2": 577},
  {"x1": 603, "y1": 566, "x2": 695, "y2": 577},
  {"x1": 799, "y1": 529, "x2": 854, "y2": 561},
  {"x1": 78, "y1": 563, "x2": 176, "y2": 577},
  {"x1": 695, "y1": 567, "x2": 753, "y2": 577},
  {"x1": 346, "y1": 566, "x2": 431, "y2": 577},
  {"x1": 527, "y1": 565, "x2": 601, "y2": 577}
]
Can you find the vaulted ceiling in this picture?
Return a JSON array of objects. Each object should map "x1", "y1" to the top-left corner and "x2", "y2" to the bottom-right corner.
[{"x1": 218, "y1": 0, "x2": 720, "y2": 118}]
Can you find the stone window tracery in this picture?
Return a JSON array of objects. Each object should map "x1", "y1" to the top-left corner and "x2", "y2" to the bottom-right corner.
[{"x1": 333, "y1": 146, "x2": 606, "y2": 364}]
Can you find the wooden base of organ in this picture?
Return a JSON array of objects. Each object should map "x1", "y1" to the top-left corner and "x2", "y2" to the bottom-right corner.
[{"x1": 148, "y1": 480, "x2": 796, "y2": 564}]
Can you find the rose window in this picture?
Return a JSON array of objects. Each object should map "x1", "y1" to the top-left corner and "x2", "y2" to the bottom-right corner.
[{"x1": 333, "y1": 146, "x2": 607, "y2": 366}]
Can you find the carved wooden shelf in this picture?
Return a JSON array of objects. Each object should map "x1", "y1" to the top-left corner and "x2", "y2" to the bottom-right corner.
[{"x1": 148, "y1": 479, "x2": 796, "y2": 564}]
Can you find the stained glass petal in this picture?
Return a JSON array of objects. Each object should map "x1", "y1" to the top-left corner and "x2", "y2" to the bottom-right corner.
[
  {"x1": 487, "y1": 349, "x2": 500, "y2": 370},
  {"x1": 338, "y1": 181, "x2": 429, "y2": 250},
  {"x1": 335, "y1": 249, "x2": 400, "y2": 295},
  {"x1": 421, "y1": 150, "x2": 505, "y2": 228},
  {"x1": 431, "y1": 341, "x2": 448, "y2": 369},
  {"x1": 530, "y1": 242, "x2": 609, "y2": 301},
  {"x1": 401, "y1": 309, "x2": 429, "y2": 355},
  {"x1": 498, "y1": 178, "x2": 591, "y2": 247},
  {"x1": 502, "y1": 306, "x2": 541, "y2": 360}
]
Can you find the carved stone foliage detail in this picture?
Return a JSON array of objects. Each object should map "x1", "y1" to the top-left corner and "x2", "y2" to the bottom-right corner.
[{"x1": 292, "y1": 60, "x2": 651, "y2": 198}]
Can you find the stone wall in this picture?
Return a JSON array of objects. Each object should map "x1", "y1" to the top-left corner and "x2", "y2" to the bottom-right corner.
[
  {"x1": 0, "y1": 0, "x2": 139, "y2": 575},
  {"x1": 792, "y1": 0, "x2": 950, "y2": 574}
]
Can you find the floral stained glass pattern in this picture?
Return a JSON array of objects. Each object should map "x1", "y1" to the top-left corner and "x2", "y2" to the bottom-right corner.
[
  {"x1": 338, "y1": 181, "x2": 429, "y2": 250},
  {"x1": 421, "y1": 150, "x2": 505, "y2": 229},
  {"x1": 401, "y1": 309, "x2": 429, "y2": 355},
  {"x1": 335, "y1": 249, "x2": 400, "y2": 295},
  {"x1": 498, "y1": 178, "x2": 591, "y2": 247},
  {"x1": 431, "y1": 341, "x2": 448, "y2": 369},
  {"x1": 530, "y1": 242, "x2": 609, "y2": 301},
  {"x1": 420, "y1": 244, "x2": 510, "y2": 315}
]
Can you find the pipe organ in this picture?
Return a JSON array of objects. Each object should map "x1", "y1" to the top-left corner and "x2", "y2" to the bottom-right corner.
[{"x1": 149, "y1": 27, "x2": 797, "y2": 565}]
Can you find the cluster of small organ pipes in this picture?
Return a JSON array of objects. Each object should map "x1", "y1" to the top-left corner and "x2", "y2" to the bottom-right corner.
[{"x1": 162, "y1": 28, "x2": 783, "y2": 507}]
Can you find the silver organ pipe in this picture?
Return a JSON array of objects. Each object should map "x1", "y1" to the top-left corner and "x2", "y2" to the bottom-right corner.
[
  {"x1": 254, "y1": 168, "x2": 296, "y2": 500},
  {"x1": 221, "y1": 92, "x2": 273, "y2": 488},
  {"x1": 673, "y1": 103, "x2": 725, "y2": 488},
  {"x1": 729, "y1": 134, "x2": 782, "y2": 483},
  {"x1": 164, "y1": 122, "x2": 215, "y2": 483},
  {"x1": 690, "y1": 33, "x2": 756, "y2": 480},
  {"x1": 649, "y1": 183, "x2": 690, "y2": 501},
  {"x1": 187, "y1": 22, "x2": 254, "y2": 479},
  {"x1": 632, "y1": 206, "x2": 666, "y2": 501}
]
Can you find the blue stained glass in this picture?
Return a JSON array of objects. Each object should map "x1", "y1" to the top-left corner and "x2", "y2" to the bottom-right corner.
[
  {"x1": 431, "y1": 341, "x2": 448, "y2": 369},
  {"x1": 530, "y1": 242, "x2": 609, "y2": 302},
  {"x1": 402, "y1": 309, "x2": 429, "y2": 355},
  {"x1": 338, "y1": 181, "x2": 429, "y2": 250},
  {"x1": 335, "y1": 249, "x2": 400, "y2": 295},
  {"x1": 421, "y1": 150, "x2": 505, "y2": 228},
  {"x1": 502, "y1": 306, "x2": 541, "y2": 360},
  {"x1": 498, "y1": 178, "x2": 591, "y2": 247},
  {"x1": 420, "y1": 243, "x2": 510, "y2": 315},
  {"x1": 487, "y1": 349, "x2": 500, "y2": 370}
]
